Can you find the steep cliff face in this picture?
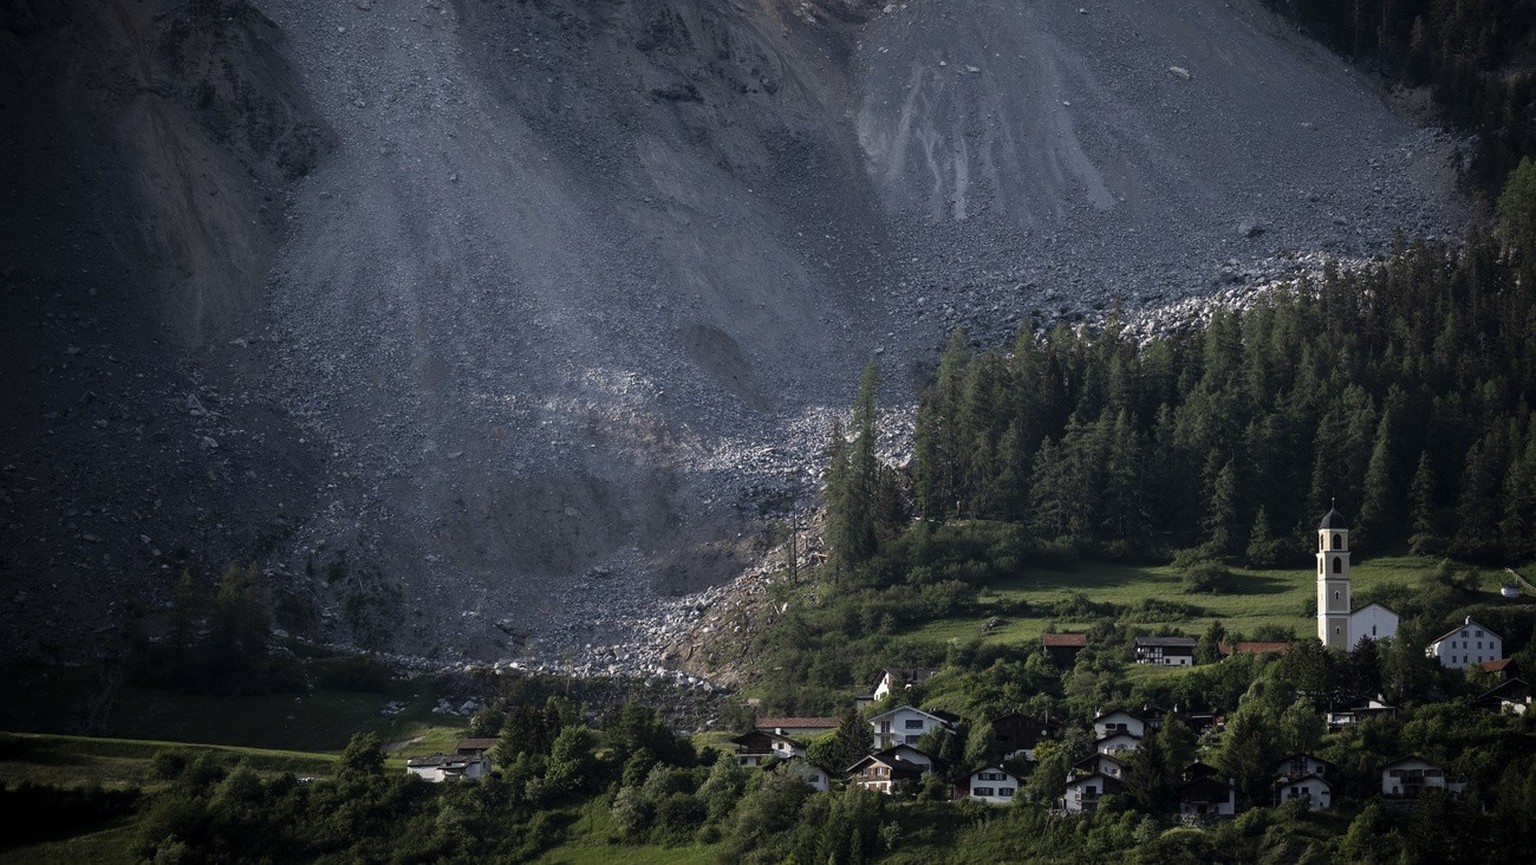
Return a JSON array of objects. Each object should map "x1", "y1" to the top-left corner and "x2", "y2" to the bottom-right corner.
[
  {"x1": 1, "y1": 0, "x2": 1467, "y2": 671},
  {"x1": 0, "y1": 0, "x2": 329, "y2": 663}
]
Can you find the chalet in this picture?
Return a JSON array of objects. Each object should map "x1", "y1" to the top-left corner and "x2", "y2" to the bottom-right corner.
[
  {"x1": 405, "y1": 753, "x2": 489, "y2": 783},
  {"x1": 875, "y1": 744, "x2": 934, "y2": 769},
  {"x1": 992, "y1": 713, "x2": 1060, "y2": 760},
  {"x1": 1425, "y1": 616, "x2": 1503, "y2": 669},
  {"x1": 1275, "y1": 753, "x2": 1333, "y2": 781},
  {"x1": 1176, "y1": 764, "x2": 1237, "y2": 818},
  {"x1": 964, "y1": 766, "x2": 1021, "y2": 804},
  {"x1": 869, "y1": 705, "x2": 955, "y2": 749},
  {"x1": 1095, "y1": 732, "x2": 1141, "y2": 756},
  {"x1": 1274, "y1": 754, "x2": 1333, "y2": 809},
  {"x1": 1092, "y1": 709, "x2": 1147, "y2": 740},
  {"x1": 1325, "y1": 697, "x2": 1397, "y2": 730},
  {"x1": 1074, "y1": 752, "x2": 1129, "y2": 780},
  {"x1": 775, "y1": 757, "x2": 832, "y2": 792},
  {"x1": 1064, "y1": 772, "x2": 1123, "y2": 814},
  {"x1": 1041, "y1": 632, "x2": 1088, "y2": 666},
  {"x1": 1381, "y1": 757, "x2": 1466, "y2": 798},
  {"x1": 730, "y1": 729, "x2": 804, "y2": 766},
  {"x1": 1471, "y1": 678, "x2": 1530, "y2": 715},
  {"x1": 1479, "y1": 658, "x2": 1520, "y2": 682},
  {"x1": 871, "y1": 667, "x2": 939, "y2": 701},
  {"x1": 1276, "y1": 774, "x2": 1332, "y2": 809},
  {"x1": 1134, "y1": 636, "x2": 1197, "y2": 666},
  {"x1": 755, "y1": 716, "x2": 840, "y2": 738},
  {"x1": 847, "y1": 750, "x2": 926, "y2": 794}
]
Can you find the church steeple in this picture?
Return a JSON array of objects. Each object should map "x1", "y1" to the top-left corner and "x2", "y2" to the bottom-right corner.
[{"x1": 1317, "y1": 500, "x2": 1351, "y2": 650}]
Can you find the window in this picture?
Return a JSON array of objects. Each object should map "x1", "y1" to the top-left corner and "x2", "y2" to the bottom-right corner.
[
  {"x1": 904, "y1": 735, "x2": 920, "y2": 745},
  {"x1": 1333, "y1": 557, "x2": 1342, "y2": 574},
  {"x1": 1462, "y1": 630, "x2": 1469, "y2": 638},
  {"x1": 999, "y1": 788, "x2": 1015, "y2": 798},
  {"x1": 904, "y1": 719, "x2": 925, "y2": 730},
  {"x1": 1333, "y1": 533, "x2": 1342, "y2": 549},
  {"x1": 1476, "y1": 630, "x2": 1484, "y2": 637},
  {"x1": 974, "y1": 786, "x2": 994, "y2": 797}
]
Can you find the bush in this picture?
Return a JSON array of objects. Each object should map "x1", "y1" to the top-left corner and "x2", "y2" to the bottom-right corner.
[{"x1": 1181, "y1": 561, "x2": 1235, "y2": 594}]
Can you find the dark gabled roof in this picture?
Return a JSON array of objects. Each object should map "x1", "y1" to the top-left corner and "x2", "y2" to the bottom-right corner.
[
  {"x1": 455, "y1": 738, "x2": 499, "y2": 752},
  {"x1": 756, "y1": 716, "x2": 840, "y2": 731},
  {"x1": 1274, "y1": 753, "x2": 1335, "y2": 771},
  {"x1": 1180, "y1": 761, "x2": 1221, "y2": 781},
  {"x1": 1381, "y1": 756, "x2": 1445, "y2": 770},
  {"x1": 1093, "y1": 707, "x2": 1145, "y2": 723},
  {"x1": 406, "y1": 754, "x2": 486, "y2": 769},
  {"x1": 1075, "y1": 752, "x2": 1128, "y2": 771},
  {"x1": 872, "y1": 745, "x2": 933, "y2": 763},
  {"x1": 845, "y1": 753, "x2": 923, "y2": 778},
  {"x1": 1273, "y1": 773, "x2": 1331, "y2": 788},
  {"x1": 1481, "y1": 658, "x2": 1515, "y2": 673},
  {"x1": 1135, "y1": 636, "x2": 1197, "y2": 648},
  {"x1": 1318, "y1": 507, "x2": 1348, "y2": 530},
  {"x1": 1473, "y1": 678, "x2": 1529, "y2": 702}
]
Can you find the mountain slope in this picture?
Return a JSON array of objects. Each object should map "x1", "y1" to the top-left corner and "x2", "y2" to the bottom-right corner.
[{"x1": 0, "y1": 0, "x2": 1467, "y2": 673}]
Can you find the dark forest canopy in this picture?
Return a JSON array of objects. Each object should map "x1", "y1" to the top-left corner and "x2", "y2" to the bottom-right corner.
[{"x1": 1263, "y1": 0, "x2": 1536, "y2": 188}]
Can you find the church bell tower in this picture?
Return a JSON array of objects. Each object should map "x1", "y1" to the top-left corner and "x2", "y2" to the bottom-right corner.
[{"x1": 1317, "y1": 502, "x2": 1351, "y2": 651}]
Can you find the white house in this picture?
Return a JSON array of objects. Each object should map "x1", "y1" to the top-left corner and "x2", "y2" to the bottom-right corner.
[
  {"x1": 1095, "y1": 732, "x2": 1141, "y2": 756},
  {"x1": 1276, "y1": 774, "x2": 1332, "y2": 809},
  {"x1": 1092, "y1": 709, "x2": 1147, "y2": 740},
  {"x1": 777, "y1": 757, "x2": 831, "y2": 792},
  {"x1": 1349, "y1": 603, "x2": 1399, "y2": 643},
  {"x1": 869, "y1": 705, "x2": 955, "y2": 749},
  {"x1": 1064, "y1": 772, "x2": 1123, "y2": 814},
  {"x1": 965, "y1": 767, "x2": 1020, "y2": 804},
  {"x1": 870, "y1": 667, "x2": 939, "y2": 701},
  {"x1": 1425, "y1": 617, "x2": 1503, "y2": 669},
  {"x1": 1134, "y1": 636, "x2": 1196, "y2": 666},
  {"x1": 1275, "y1": 753, "x2": 1332, "y2": 781},
  {"x1": 405, "y1": 754, "x2": 489, "y2": 782},
  {"x1": 729, "y1": 729, "x2": 805, "y2": 766},
  {"x1": 1074, "y1": 753, "x2": 1129, "y2": 780},
  {"x1": 1381, "y1": 757, "x2": 1465, "y2": 798}
]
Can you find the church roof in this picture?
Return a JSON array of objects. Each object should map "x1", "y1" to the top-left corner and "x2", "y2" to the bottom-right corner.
[{"x1": 1318, "y1": 507, "x2": 1348, "y2": 530}]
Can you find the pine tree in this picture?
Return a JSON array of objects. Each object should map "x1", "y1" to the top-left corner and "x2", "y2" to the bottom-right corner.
[
  {"x1": 1203, "y1": 458, "x2": 1241, "y2": 558},
  {"x1": 1244, "y1": 506, "x2": 1284, "y2": 568},
  {"x1": 1358, "y1": 411, "x2": 1397, "y2": 546}
]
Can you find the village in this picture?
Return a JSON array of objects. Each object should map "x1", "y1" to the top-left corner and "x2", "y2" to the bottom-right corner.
[{"x1": 400, "y1": 509, "x2": 1532, "y2": 823}]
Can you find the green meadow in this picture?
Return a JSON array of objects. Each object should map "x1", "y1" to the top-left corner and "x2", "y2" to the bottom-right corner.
[{"x1": 901, "y1": 556, "x2": 1519, "y2": 646}]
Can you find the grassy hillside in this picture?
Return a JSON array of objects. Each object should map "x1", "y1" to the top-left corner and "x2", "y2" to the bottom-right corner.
[{"x1": 900, "y1": 556, "x2": 1519, "y2": 647}]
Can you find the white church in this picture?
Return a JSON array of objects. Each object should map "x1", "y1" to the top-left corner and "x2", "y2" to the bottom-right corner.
[{"x1": 1316, "y1": 504, "x2": 1399, "y2": 651}]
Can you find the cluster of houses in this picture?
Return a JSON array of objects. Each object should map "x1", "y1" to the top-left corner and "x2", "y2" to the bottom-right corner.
[{"x1": 731, "y1": 698, "x2": 1477, "y2": 818}]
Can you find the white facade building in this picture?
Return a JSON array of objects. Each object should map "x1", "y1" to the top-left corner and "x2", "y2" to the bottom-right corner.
[
  {"x1": 1425, "y1": 617, "x2": 1503, "y2": 669},
  {"x1": 965, "y1": 767, "x2": 1021, "y2": 804},
  {"x1": 869, "y1": 705, "x2": 954, "y2": 749},
  {"x1": 1349, "y1": 603, "x2": 1399, "y2": 644}
]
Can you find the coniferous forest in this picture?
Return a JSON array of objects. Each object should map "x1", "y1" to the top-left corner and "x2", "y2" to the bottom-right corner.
[
  {"x1": 1263, "y1": 0, "x2": 1536, "y2": 188},
  {"x1": 827, "y1": 176, "x2": 1536, "y2": 580}
]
